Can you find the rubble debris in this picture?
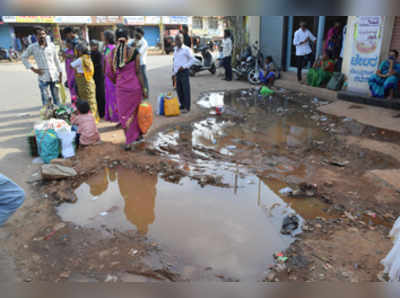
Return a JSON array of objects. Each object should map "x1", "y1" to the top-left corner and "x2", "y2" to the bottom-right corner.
[
  {"x1": 290, "y1": 183, "x2": 317, "y2": 197},
  {"x1": 41, "y1": 164, "x2": 77, "y2": 180}
]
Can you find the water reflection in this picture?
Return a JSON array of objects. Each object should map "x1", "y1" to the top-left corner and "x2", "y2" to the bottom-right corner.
[{"x1": 118, "y1": 168, "x2": 157, "y2": 235}]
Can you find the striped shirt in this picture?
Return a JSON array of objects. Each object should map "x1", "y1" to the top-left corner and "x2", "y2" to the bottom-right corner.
[{"x1": 21, "y1": 42, "x2": 62, "y2": 82}]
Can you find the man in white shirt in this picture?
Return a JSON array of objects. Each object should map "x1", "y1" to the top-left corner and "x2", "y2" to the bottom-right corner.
[
  {"x1": 172, "y1": 34, "x2": 196, "y2": 113},
  {"x1": 293, "y1": 22, "x2": 316, "y2": 82},
  {"x1": 222, "y1": 29, "x2": 233, "y2": 81},
  {"x1": 21, "y1": 26, "x2": 62, "y2": 106},
  {"x1": 135, "y1": 28, "x2": 149, "y2": 94}
]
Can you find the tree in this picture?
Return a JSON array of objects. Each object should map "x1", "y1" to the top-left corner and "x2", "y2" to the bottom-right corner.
[{"x1": 223, "y1": 16, "x2": 249, "y2": 64}]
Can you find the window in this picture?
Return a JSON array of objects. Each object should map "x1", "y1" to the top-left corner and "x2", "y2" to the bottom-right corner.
[
  {"x1": 192, "y1": 17, "x2": 203, "y2": 29},
  {"x1": 208, "y1": 17, "x2": 218, "y2": 30}
]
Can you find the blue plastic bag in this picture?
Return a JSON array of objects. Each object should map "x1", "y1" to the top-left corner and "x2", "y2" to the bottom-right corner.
[{"x1": 35, "y1": 129, "x2": 60, "y2": 164}]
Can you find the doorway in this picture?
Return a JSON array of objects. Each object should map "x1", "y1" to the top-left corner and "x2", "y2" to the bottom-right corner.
[{"x1": 289, "y1": 16, "x2": 319, "y2": 68}]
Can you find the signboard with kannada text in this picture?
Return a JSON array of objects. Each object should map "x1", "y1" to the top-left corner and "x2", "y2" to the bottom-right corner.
[{"x1": 348, "y1": 16, "x2": 383, "y2": 93}]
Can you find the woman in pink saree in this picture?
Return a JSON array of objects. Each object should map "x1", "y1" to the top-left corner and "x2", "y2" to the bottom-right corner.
[
  {"x1": 64, "y1": 40, "x2": 77, "y2": 99},
  {"x1": 103, "y1": 30, "x2": 119, "y2": 123},
  {"x1": 112, "y1": 27, "x2": 148, "y2": 150}
]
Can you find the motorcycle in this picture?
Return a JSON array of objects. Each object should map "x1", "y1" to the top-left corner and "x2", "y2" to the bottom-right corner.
[
  {"x1": 232, "y1": 44, "x2": 254, "y2": 80},
  {"x1": 0, "y1": 47, "x2": 12, "y2": 61},
  {"x1": 190, "y1": 42, "x2": 217, "y2": 76},
  {"x1": 247, "y1": 42, "x2": 264, "y2": 85}
]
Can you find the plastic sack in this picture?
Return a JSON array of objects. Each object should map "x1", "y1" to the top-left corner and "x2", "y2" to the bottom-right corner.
[
  {"x1": 56, "y1": 131, "x2": 76, "y2": 158},
  {"x1": 164, "y1": 94, "x2": 180, "y2": 117},
  {"x1": 35, "y1": 129, "x2": 60, "y2": 164},
  {"x1": 260, "y1": 86, "x2": 275, "y2": 96},
  {"x1": 157, "y1": 94, "x2": 165, "y2": 116},
  {"x1": 138, "y1": 101, "x2": 153, "y2": 134},
  {"x1": 327, "y1": 72, "x2": 345, "y2": 91},
  {"x1": 381, "y1": 217, "x2": 400, "y2": 281},
  {"x1": 57, "y1": 83, "x2": 67, "y2": 104}
]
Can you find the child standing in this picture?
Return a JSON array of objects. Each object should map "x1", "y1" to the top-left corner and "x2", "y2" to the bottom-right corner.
[{"x1": 71, "y1": 100, "x2": 100, "y2": 146}]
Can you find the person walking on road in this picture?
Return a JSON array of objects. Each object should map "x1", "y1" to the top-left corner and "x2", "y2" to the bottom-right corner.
[
  {"x1": 293, "y1": 22, "x2": 316, "y2": 82},
  {"x1": 182, "y1": 25, "x2": 192, "y2": 48},
  {"x1": 172, "y1": 34, "x2": 196, "y2": 113},
  {"x1": 222, "y1": 29, "x2": 233, "y2": 81},
  {"x1": 21, "y1": 26, "x2": 63, "y2": 106},
  {"x1": 135, "y1": 28, "x2": 149, "y2": 95},
  {"x1": 0, "y1": 174, "x2": 25, "y2": 226}
]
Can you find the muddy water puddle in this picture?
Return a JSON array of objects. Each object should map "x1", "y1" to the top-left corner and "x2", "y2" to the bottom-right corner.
[
  {"x1": 58, "y1": 89, "x2": 335, "y2": 281},
  {"x1": 58, "y1": 165, "x2": 334, "y2": 281}
]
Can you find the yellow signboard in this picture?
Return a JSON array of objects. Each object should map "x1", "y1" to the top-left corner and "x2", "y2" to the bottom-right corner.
[{"x1": 15, "y1": 16, "x2": 54, "y2": 23}]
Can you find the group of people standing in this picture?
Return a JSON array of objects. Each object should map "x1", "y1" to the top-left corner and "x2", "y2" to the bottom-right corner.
[{"x1": 21, "y1": 26, "x2": 149, "y2": 150}]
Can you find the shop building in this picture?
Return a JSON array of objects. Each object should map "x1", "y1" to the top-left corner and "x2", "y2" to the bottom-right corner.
[{"x1": 123, "y1": 16, "x2": 162, "y2": 47}]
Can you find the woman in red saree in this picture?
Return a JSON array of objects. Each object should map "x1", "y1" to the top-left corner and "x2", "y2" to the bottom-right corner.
[{"x1": 112, "y1": 27, "x2": 148, "y2": 150}]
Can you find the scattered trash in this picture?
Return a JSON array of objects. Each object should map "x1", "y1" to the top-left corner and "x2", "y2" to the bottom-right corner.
[
  {"x1": 32, "y1": 157, "x2": 44, "y2": 164},
  {"x1": 226, "y1": 145, "x2": 237, "y2": 150},
  {"x1": 329, "y1": 160, "x2": 350, "y2": 167},
  {"x1": 281, "y1": 214, "x2": 300, "y2": 235},
  {"x1": 319, "y1": 101, "x2": 329, "y2": 105},
  {"x1": 344, "y1": 211, "x2": 356, "y2": 221},
  {"x1": 290, "y1": 183, "x2": 317, "y2": 197},
  {"x1": 311, "y1": 115, "x2": 320, "y2": 121},
  {"x1": 279, "y1": 187, "x2": 293, "y2": 196},
  {"x1": 320, "y1": 116, "x2": 328, "y2": 122},
  {"x1": 129, "y1": 248, "x2": 139, "y2": 256},
  {"x1": 105, "y1": 275, "x2": 118, "y2": 282},
  {"x1": 276, "y1": 107, "x2": 284, "y2": 113},
  {"x1": 302, "y1": 105, "x2": 308, "y2": 109},
  {"x1": 100, "y1": 212, "x2": 108, "y2": 216},
  {"x1": 312, "y1": 97, "x2": 319, "y2": 104},
  {"x1": 91, "y1": 197, "x2": 99, "y2": 201},
  {"x1": 365, "y1": 211, "x2": 377, "y2": 219},
  {"x1": 18, "y1": 113, "x2": 31, "y2": 117}
]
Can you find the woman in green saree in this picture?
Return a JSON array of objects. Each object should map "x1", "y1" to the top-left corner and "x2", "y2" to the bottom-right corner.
[{"x1": 307, "y1": 52, "x2": 335, "y2": 87}]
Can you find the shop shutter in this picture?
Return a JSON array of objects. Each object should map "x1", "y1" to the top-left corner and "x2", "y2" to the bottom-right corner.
[
  {"x1": 390, "y1": 16, "x2": 400, "y2": 51},
  {"x1": 143, "y1": 26, "x2": 160, "y2": 47}
]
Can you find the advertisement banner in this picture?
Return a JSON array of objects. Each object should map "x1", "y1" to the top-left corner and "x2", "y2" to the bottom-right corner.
[
  {"x1": 54, "y1": 16, "x2": 91, "y2": 24},
  {"x1": 93, "y1": 16, "x2": 122, "y2": 24},
  {"x1": 3, "y1": 16, "x2": 55, "y2": 23},
  {"x1": 145, "y1": 16, "x2": 161, "y2": 24},
  {"x1": 348, "y1": 16, "x2": 383, "y2": 93},
  {"x1": 2, "y1": 16, "x2": 16, "y2": 23},
  {"x1": 15, "y1": 16, "x2": 54, "y2": 23},
  {"x1": 124, "y1": 16, "x2": 145, "y2": 25},
  {"x1": 164, "y1": 16, "x2": 189, "y2": 25}
]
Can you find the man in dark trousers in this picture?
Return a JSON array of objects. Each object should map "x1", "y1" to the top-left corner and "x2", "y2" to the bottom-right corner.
[
  {"x1": 293, "y1": 21, "x2": 316, "y2": 82},
  {"x1": 182, "y1": 25, "x2": 192, "y2": 48},
  {"x1": 222, "y1": 29, "x2": 233, "y2": 81},
  {"x1": 172, "y1": 34, "x2": 196, "y2": 113}
]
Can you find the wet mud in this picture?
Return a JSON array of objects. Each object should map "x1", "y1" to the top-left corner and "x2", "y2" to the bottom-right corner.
[{"x1": 9, "y1": 88, "x2": 400, "y2": 282}]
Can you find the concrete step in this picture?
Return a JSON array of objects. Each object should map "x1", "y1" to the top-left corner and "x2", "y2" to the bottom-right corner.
[{"x1": 338, "y1": 91, "x2": 400, "y2": 110}]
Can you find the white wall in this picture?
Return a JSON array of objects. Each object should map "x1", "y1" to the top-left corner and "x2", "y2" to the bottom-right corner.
[{"x1": 247, "y1": 16, "x2": 260, "y2": 46}]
